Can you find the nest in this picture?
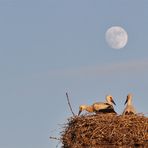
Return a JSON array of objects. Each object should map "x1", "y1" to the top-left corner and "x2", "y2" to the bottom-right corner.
[{"x1": 61, "y1": 114, "x2": 148, "y2": 148}]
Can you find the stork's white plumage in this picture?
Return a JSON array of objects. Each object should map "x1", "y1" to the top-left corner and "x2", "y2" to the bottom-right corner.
[
  {"x1": 78, "y1": 105, "x2": 93, "y2": 116},
  {"x1": 93, "y1": 95, "x2": 116, "y2": 114},
  {"x1": 78, "y1": 95, "x2": 116, "y2": 115},
  {"x1": 122, "y1": 94, "x2": 136, "y2": 115}
]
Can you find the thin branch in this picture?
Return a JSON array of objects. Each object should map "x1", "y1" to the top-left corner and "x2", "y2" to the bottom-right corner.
[
  {"x1": 66, "y1": 92, "x2": 75, "y2": 116},
  {"x1": 49, "y1": 136, "x2": 60, "y2": 141},
  {"x1": 49, "y1": 136, "x2": 61, "y2": 148}
]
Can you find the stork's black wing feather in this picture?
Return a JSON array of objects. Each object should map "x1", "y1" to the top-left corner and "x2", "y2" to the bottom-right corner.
[{"x1": 96, "y1": 104, "x2": 117, "y2": 114}]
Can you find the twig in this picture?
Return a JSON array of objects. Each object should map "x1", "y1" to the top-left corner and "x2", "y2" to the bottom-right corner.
[
  {"x1": 49, "y1": 136, "x2": 61, "y2": 147},
  {"x1": 49, "y1": 136, "x2": 60, "y2": 141},
  {"x1": 66, "y1": 92, "x2": 75, "y2": 116}
]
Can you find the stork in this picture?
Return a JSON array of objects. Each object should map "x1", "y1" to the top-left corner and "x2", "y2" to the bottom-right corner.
[
  {"x1": 122, "y1": 93, "x2": 136, "y2": 115},
  {"x1": 78, "y1": 95, "x2": 116, "y2": 116}
]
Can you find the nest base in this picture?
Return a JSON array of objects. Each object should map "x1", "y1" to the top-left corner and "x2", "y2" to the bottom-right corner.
[{"x1": 61, "y1": 114, "x2": 148, "y2": 148}]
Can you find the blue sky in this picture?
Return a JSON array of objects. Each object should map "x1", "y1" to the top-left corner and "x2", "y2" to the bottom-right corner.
[{"x1": 0, "y1": 0, "x2": 148, "y2": 147}]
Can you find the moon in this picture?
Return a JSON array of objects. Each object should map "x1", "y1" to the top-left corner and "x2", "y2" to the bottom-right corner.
[{"x1": 105, "y1": 26, "x2": 128, "y2": 49}]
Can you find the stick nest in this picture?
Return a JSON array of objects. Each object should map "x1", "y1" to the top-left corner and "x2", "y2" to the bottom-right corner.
[{"x1": 61, "y1": 114, "x2": 148, "y2": 147}]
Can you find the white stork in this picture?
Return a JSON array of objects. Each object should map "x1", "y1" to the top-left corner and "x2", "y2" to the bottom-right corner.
[
  {"x1": 78, "y1": 95, "x2": 116, "y2": 115},
  {"x1": 122, "y1": 93, "x2": 136, "y2": 115}
]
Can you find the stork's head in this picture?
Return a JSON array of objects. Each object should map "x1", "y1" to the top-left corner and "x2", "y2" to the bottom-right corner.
[
  {"x1": 124, "y1": 93, "x2": 133, "y2": 105},
  {"x1": 106, "y1": 95, "x2": 116, "y2": 106},
  {"x1": 78, "y1": 105, "x2": 87, "y2": 116}
]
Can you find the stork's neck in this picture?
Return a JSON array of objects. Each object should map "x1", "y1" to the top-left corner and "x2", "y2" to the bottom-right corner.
[
  {"x1": 106, "y1": 100, "x2": 113, "y2": 105},
  {"x1": 86, "y1": 105, "x2": 94, "y2": 112},
  {"x1": 127, "y1": 99, "x2": 132, "y2": 105}
]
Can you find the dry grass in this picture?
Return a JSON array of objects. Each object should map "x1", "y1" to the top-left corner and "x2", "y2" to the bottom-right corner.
[{"x1": 61, "y1": 114, "x2": 148, "y2": 148}]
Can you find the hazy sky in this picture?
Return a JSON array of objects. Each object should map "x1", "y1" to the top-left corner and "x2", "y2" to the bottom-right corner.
[{"x1": 0, "y1": 0, "x2": 148, "y2": 147}]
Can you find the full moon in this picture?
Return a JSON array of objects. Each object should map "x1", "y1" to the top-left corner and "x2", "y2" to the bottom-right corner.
[{"x1": 105, "y1": 26, "x2": 128, "y2": 49}]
